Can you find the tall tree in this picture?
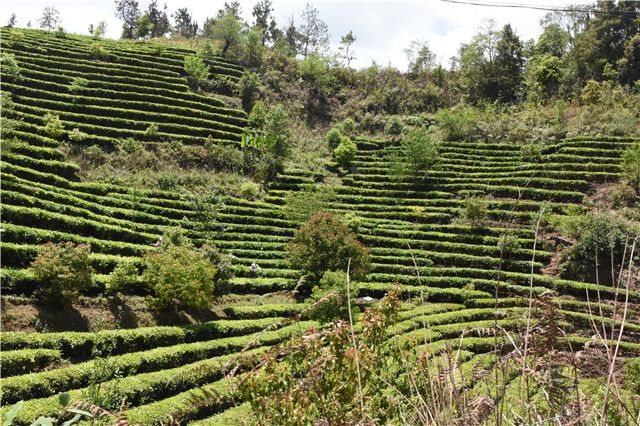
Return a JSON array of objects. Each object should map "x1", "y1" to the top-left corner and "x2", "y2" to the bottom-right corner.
[
  {"x1": 38, "y1": 6, "x2": 60, "y2": 31},
  {"x1": 115, "y1": 0, "x2": 141, "y2": 39},
  {"x1": 494, "y1": 24, "x2": 524, "y2": 102},
  {"x1": 147, "y1": 0, "x2": 170, "y2": 38},
  {"x1": 172, "y1": 8, "x2": 198, "y2": 38},
  {"x1": 7, "y1": 13, "x2": 16, "y2": 28},
  {"x1": 404, "y1": 40, "x2": 436, "y2": 76},
  {"x1": 298, "y1": 3, "x2": 329, "y2": 57},
  {"x1": 253, "y1": 0, "x2": 274, "y2": 45},
  {"x1": 208, "y1": 10, "x2": 243, "y2": 56},
  {"x1": 338, "y1": 30, "x2": 356, "y2": 68},
  {"x1": 284, "y1": 16, "x2": 300, "y2": 56},
  {"x1": 217, "y1": 1, "x2": 241, "y2": 19}
]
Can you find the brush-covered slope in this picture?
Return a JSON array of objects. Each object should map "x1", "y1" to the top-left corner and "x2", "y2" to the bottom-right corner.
[{"x1": 1, "y1": 29, "x2": 639, "y2": 424}]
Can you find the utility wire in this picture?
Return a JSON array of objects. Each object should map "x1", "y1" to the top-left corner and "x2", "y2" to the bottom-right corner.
[{"x1": 440, "y1": 0, "x2": 640, "y2": 15}]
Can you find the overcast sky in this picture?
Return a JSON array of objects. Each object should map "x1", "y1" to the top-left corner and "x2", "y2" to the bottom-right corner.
[{"x1": 2, "y1": 0, "x2": 587, "y2": 69}]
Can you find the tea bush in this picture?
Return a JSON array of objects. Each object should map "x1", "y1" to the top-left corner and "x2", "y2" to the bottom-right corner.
[
  {"x1": 31, "y1": 242, "x2": 93, "y2": 304},
  {"x1": 286, "y1": 212, "x2": 371, "y2": 280}
]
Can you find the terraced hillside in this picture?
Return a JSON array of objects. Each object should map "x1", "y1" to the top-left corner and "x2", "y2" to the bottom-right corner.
[{"x1": 1, "y1": 29, "x2": 639, "y2": 424}]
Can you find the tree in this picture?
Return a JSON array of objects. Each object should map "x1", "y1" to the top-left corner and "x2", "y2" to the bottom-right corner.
[
  {"x1": 7, "y1": 13, "x2": 16, "y2": 28},
  {"x1": 115, "y1": 0, "x2": 141, "y2": 39},
  {"x1": 38, "y1": 6, "x2": 60, "y2": 31},
  {"x1": 143, "y1": 245, "x2": 217, "y2": 310},
  {"x1": 535, "y1": 23, "x2": 570, "y2": 57},
  {"x1": 184, "y1": 54, "x2": 210, "y2": 88},
  {"x1": 284, "y1": 16, "x2": 300, "y2": 56},
  {"x1": 618, "y1": 33, "x2": 640, "y2": 86},
  {"x1": 208, "y1": 10, "x2": 243, "y2": 57},
  {"x1": 253, "y1": 0, "x2": 277, "y2": 45},
  {"x1": 286, "y1": 212, "x2": 371, "y2": 281},
  {"x1": 494, "y1": 24, "x2": 524, "y2": 102},
  {"x1": 338, "y1": 30, "x2": 356, "y2": 68},
  {"x1": 389, "y1": 128, "x2": 439, "y2": 181},
  {"x1": 405, "y1": 40, "x2": 436, "y2": 76},
  {"x1": 622, "y1": 142, "x2": 640, "y2": 192},
  {"x1": 333, "y1": 136, "x2": 357, "y2": 168},
  {"x1": 31, "y1": 242, "x2": 93, "y2": 304},
  {"x1": 147, "y1": 0, "x2": 170, "y2": 38},
  {"x1": 134, "y1": 12, "x2": 153, "y2": 39},
  {"x1": 172, "y1": 8, "x2": 198, "y2": 38},
  {"x1": 93, "y1": 20, "x2": 107, "y2": 39},
  {"x1": 298, "y1": 3, "x2": 329, "y2": 57}
]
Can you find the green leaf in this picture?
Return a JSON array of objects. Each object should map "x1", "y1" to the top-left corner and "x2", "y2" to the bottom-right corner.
[
  {"x1": 61, "y1": 414, "x2": 83, "y2": 426},
  {"x1": 57, "y1": 392, "x2": 71, "y2": 407},
  {"x1": 3, "y1": 401, "x2": 23, "y2": 426},
  {"x1": 29, "y1": 417, "x2": 55, "y2": 426}
]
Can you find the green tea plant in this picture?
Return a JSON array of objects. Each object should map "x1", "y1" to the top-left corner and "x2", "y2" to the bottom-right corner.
[
  {"x1": 30, "y1": 242, "x2": 93, "y2": 304},
  {"x1": 333, "y1": 135, "x2": 357, "y2": 168},
  {"x1": 184, "y1": 54, "x2": 210, "y2": 89},
  {"x1": 286, "y1": 211, "x2": 371, "y2": 280}
]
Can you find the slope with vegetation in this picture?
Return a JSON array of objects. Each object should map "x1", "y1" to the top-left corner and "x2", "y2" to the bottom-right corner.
[{"x1": 1, "y1": 0, "x2": 640, "y2": 423}]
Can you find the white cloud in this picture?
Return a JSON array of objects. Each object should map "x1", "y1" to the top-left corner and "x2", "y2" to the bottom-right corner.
[{"x1": 2, "y1": 0, "x2": 588, "y2": 70}]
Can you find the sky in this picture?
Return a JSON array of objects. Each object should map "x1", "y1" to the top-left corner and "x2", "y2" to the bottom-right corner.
[{"x1": 2, "y1": 0, "x2": 588, "y2": 70}]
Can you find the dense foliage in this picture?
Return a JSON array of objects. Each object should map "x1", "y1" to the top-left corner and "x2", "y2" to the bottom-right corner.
[{"x1": 286, "y1": 212, "x2": 371, "y2": 280}]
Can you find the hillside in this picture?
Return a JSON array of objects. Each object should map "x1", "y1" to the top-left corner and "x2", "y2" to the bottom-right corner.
[{"x1": 1, "y1": 28, "x2": 639, "y2": 424}]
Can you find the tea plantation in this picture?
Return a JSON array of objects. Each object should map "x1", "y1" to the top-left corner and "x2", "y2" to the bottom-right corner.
[{"x1": 1, "y1": 29, "x2": 639, "y2": 424}]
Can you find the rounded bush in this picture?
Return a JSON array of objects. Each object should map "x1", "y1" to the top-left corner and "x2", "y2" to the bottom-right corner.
[
  {"x1": 286, "y1": 212, "x2": 371, "y2": 280},
  {"x1": 333, "y1": 136, "x2": 357, "y2": 168},
  {"x1": 326, "y1": 127, "x2": 343, "y2": 149}
]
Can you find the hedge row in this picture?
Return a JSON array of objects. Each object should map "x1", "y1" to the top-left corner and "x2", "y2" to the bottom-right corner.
[{"x1": 0, "y1": 349, "x2": 62, "y2": 377}]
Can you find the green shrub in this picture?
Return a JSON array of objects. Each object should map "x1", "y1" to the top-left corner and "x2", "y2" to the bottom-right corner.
[
  {"x1": 43, "y1": 113, "x2": 65, "y2": 139},
  {"x1": 458, "y1": 196, "x2": 488, "y2": 228},
  {"x1": 308, "y1": 270, "x2": 357, "y2": 323},
  {"x1": 342, "y1": 211, "x2": 364, "y2": 233},
  {"x1": 286, "y1": 212, "x2": 371, "y2": 280},
  {"x1": 434, "y1": 106, "x2": 481, "y2": 141},
  {"x1": 239, "y1": 181, "x2": 262, "y2": 200},
  {"x1": 144, "y1": 123, "x2": 159, "y2": 138},
  {"x1": 283, "y1": 185, "x2": 336, "y2": 223},
  {"x1": 622, "y1": 142, "x2": 640, "y2": 192},
  {"x1": 520, "y1": 143, "x2": 543, "y2": 162},
  {"x1": 143, "y1": 245, "x2": 217, "y2": 311},
  {"x1": 248, "y1": 101, "x2": 267, "y2": 129},
  {"x1": 106, "y1": 260, "x2": 141, "y2": 294},
  {"x1": 333, "y1": 136, "x2": 357, "y2": 168},
  {"x1": 558, "y1": 210, "x2": 639, "y2": 284},
  {"x1": 184, "y1": 54, "x2": 210, "y2": 88},
  {"x1": 389, "y1": 128, "x2": 439, "y2": 180},
  {"x1": 326, "y1": 127, "x2": 343, "y2": 149},
  {"x1": 89, "y1": 43, "x2": 109, "y2": 60},
  {"x1": 55, "y1": 26, "x2": 67, "y2": 38},
  {"x1": 30, "y1": 242, "x2": 93, "y2": 304},
  {"x1": 1, "y1": 52, "x2": 21, "y2": 81},
  {"x1": 68, "y1": 127, "x2": 88, "y2": 142},
  {"x1": 337, "y1": 118, "x2": 356, "y2": 135},
  {"x1": 201, "y1": 243, "x2": 234, "y2": 296},
  {"x1": 69, "y1": 77, "x2": 89, "y2": 95},
  {"x1": 385, "y1": 115, "x2": 404, "y2": 138},
  {"x1": 240, "y1": 71, "x2": 260, "y2": 112}
]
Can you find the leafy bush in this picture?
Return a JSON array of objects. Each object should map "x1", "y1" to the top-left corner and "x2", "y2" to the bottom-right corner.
[
  {"x1": 520, "y1": 143, "x2": 543, "y2": 162},
  {"x1": 333, "y1": 136, "x2": 357, "y2": 168},
  {"x1": 239, "y1": 180, "x2": 262, "y2": 200},
  {"x1": 283, "y1": 185, "x2": 336, "y2": 223},
  {"x1": 1, "y1": 52, "x2": 21, "y2": 81},
  {"x1": 622, "y1": 142, "x2": 640, "y2": 192},
  {"x1": 69, "y1": 77, "x2": 89, "y2": 95},
  {"x1": 389, "y1": 128, "x2": 439, "y2": 180},
  {"x1": 434, "y1": 106, "x2": 481, "y2": 141},
  {"x1": 307, "y1": 270, "x2": 357, "y2": 323},
  {"x1": 385, "y1": 115, "x2": 404, "y2": 138},
  {"x1": 184, "y1": 54, "x2": 210, "y2": 89},
  {"x1": 240, "y1": 71, "x2": 260, "y2": 112},
  {"x1": 143, "y1": 245, "x2": 217, "y2": 311},
  {"x1": 89, "y1": 43, "x2": 109, "y2": 60},
  {"x1": 68, "y1": 128, "x2": 88, "y2": 142},
  {"x1": 248, "y1": 101, "x2": 267, "y2": 129},
  {"x1": 326, "y1": 127, "x2": 343, "y2": 149},
  {"x1": 144, "y1": 123, "x2": 159, "y2": 138},
  {"x1": 286, "y1": 212, "x2": 371, "y2": 280},
  {"x1": 201, "y1": 243, "x2": 234, "y2": 296},
  {"x1": 458, "y1": 196, "x2": 488, "y2": 228},
  {"x1": 106, "y1": 260, "x2": 140, "y2": 294},
  {"x1": 43, "y1": 113, "x2": 65, "y2": 139},
  {"x1": 30, "y1": 242, "x2": 93, "y2": 304},
  {"x1": 337, "y1": 118, "x2": 356, "y2": 135},
  {"x1": 558, "y1": 210, "x2": 639, "y2": 284}
]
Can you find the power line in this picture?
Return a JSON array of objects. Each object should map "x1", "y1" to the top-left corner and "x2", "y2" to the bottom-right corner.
[{"x1": 440, "y1": 0, "x2": 640, "y2": 15}]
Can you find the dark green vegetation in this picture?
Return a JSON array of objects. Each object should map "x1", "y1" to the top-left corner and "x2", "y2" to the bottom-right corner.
[{"x1": 1, "y1": 5, "x2": 640, "y2": 424}]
